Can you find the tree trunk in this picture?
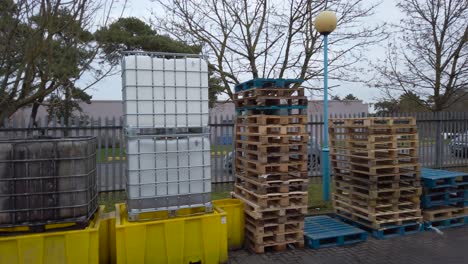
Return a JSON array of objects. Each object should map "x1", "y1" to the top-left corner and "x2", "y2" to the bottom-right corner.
[{"x1": 29, "y1": 97, "x2": 45, "y2": 128}]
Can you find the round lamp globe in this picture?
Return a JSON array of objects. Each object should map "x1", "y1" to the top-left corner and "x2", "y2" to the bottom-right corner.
[{"x1": 314, "y1": 11, "x2": 337, "y2": 35}]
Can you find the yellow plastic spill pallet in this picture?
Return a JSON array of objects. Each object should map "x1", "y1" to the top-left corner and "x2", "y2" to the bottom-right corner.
[
  {"x1": 0, "y1": 206, "x2": 104, "y2": 264},
  {"x1": 115, "y1": 203, "x2": 228, "y2": 264},
  {"x1": 212, "y1": 199, "x2": 245, "y2": 250}
]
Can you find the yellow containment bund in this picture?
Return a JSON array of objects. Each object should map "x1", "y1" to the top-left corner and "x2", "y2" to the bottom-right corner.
[
  {"x1": 0, "y1": 206, "x2": 104, "y2": 264},
  {"x1": 115, "y1": 203, "x2": 228, "y2": 264},
  {"x1": 212, "y1": 199, "x2": 244, "y2": 250},
  {"x1": 99, "y1": 211, "x2": 117, "y2": 264}
]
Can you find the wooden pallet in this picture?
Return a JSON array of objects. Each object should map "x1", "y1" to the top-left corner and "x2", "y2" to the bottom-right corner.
[
  {"x1": 236, "y1": 145, "x2": 307, "y2": 157},
  {"x1": 245, "y1": 211, "x2": 305, "y2": 227},
  {"x1": 332, "y1": 155, "x2": 420, "y2": 168},
  {"x1": 333, "y1": 193, "x2": 421, "y2": 213},
  {"x1": 330, "y1": 147, "x2": 418, "y2": 159},
  {"x1": 329, "y1": 127, "x2": 419, "y2": 135},
  {"x1": 234, "y1": 87, "x2": 305, "y2": 99},
  {"x1": 236, "y1": 107, "x2": 307, "y2": 116},
  {"x1": 235, "y1": 164, "x2": 308, "y2": 179},
  {"x1": 236, "y1": 114, "x2": 307, "y2": 125},
  {"x1": 232, "y1": 191, "x2": 307, "y2": 220},
  {"x1": 329, "y1": 117, "x2": 417, "y2": 127},
  {"x1": 333, "y1": 170, "x2": 421, "y2": 183},
  {"x1": 331, "y1": 140, "x2": 419, "y2": 150},
  {"x1": 236, "y1": 149, "x2": 307, "y2": 164},
  {"x1": 236, "y1": 156, "x2": 307, "y2": 174},
  {"x1": 233, "y1": 184, "x2": 307, "y2": 208},
  {"x1": 333, "y1": 202, "x2": 422, "y2": 229},
  {"x1": 245, "y1": 236, "x2": 305, "y2": 254},
  {"x1": 333, "y1": 179, "x2": 420, "y2": 199},
  {"x1": 333, "y1": 193, "x2": 420, "y2": 211},
  {"x1": 235, "y1": 133, "x2": 309, "y2": 144},
  {"x1": 235, "y1": 141, "x2": 307, "y2": 153},
  {"x1": 333, "y1": 163, "x2": 421, "y2": 176},
  {"x1": 332, "y1": 171, "x2": 400, "y2": 184},
  {"x1": 333, "y1": 188, "x2": 421, "y2": 208},
  {"x1": 236, "y1": 124, "x2": 307, "y2": 135},
  {"x1": 330, "y1": 128, "x2": 418, "y2": 137},
  {"x1": 329, "y1": 133, "x2": 419, "y2": 141},
  {"x1": 236, "y1": 174, "x2": 308, "y2": 194},
  {"x1": 245, "y1": 222, "x2": 304, "y2": 241},
  {"x1": 336, "y1": 214, "x2": 423, "y2": 239},
  {"x1": 234, "y1": 168, "x2": 308, "y2": 181},
  {"x1": 423, "y1": 206, "x2": 468, "y2": 221},
  {"x1": 349, "y1": 152, "x2": 419, "y2": 161},
  {"x1": 245, "y1": 211, "x2": 305, "y2": 244},
  {"x1": 333, "y1": 173, "x2": 401, "y2": 186},
  {"x1": 246, "y1": 228, "x2": 304, "y2": 245},
  {"x1": 332, "y1": 160, "x2": 421, "y2": 171}
]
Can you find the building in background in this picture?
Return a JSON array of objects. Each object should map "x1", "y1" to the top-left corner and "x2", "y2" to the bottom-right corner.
[{"x1": 11, "y1": 99, "x2": 369, "y2": 124}]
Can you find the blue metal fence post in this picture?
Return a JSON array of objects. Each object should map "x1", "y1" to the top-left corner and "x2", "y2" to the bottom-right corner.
[{"x1": 322, "y1": 34, "x2": 330, "y2": 201}]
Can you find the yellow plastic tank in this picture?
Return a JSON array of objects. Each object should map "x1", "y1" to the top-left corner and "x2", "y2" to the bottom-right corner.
[
  {"x1": 115, "y1": 203, "x2": 228, "y2": 264},
  {"x1": 212, "y1": 199, "x2": 245, "y2": 250},
  {"x1": 0, "y1": 206, "x2": 104, "y2": 264}
]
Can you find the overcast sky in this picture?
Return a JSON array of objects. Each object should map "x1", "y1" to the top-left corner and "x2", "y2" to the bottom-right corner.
[{"x1": 86, "y1": 0, "x2": 403, "y2": 106}]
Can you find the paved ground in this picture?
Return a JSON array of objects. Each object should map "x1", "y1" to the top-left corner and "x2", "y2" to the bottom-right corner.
[{"x1": 229, "y1": 225, "x2": 468, "y2": 264}]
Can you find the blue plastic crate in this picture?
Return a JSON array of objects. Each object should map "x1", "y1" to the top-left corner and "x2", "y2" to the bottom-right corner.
[
  {"x1": 234, "y1": 78, "x2": 304, "y2": 92},
  {"x1": 304, "y1": 216, "x2": 367, "y2": 249}
]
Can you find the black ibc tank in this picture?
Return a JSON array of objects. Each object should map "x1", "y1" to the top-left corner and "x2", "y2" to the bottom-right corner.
[{"x1": 0, "y1": 136, "x2": 98, "y2": 227}]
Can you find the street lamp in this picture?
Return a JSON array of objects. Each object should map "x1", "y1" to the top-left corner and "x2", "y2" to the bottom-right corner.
[{"x1": 314, "y1": 11, "x2": 337, "y2": 202}]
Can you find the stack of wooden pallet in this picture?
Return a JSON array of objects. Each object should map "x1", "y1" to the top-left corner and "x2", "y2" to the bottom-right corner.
[
  {"x1": 420, "y1": 168, "x2": 468, "y2": 229},
  {"x1": 232, "y1": 79, "x2": 309, "y2": 253},
  {"x1": 329, "y1": 117, "x2": 423, "y2": 238}
]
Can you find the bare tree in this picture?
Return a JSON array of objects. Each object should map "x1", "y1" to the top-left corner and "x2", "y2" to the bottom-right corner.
[
  {"x1": 153, "y1": 0, "x2": 386, "y2": 99},
  {"x1": 372, "y1": 0, "x2": 468, "y2": 112},
  {"x1": 0, "y1": 0, "x2": 119, "y2": 126}
]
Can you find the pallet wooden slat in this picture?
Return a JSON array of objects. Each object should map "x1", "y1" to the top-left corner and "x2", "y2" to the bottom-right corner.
[{"x1": 330, "y1": 117, "x2": 423, "y2": 236}]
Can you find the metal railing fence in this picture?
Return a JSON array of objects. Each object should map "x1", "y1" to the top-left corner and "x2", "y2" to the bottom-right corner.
[{"x1": 2, "y1": 112, "x2": 468, "y2": 198}]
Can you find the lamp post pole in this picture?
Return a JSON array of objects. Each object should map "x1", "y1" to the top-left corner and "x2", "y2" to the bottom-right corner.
[
  {"x1": 314, "y1": 10, "x2": 337, "y2": 202},
  {"x1": 322, "y1": 34, "x2": 330, "y2": 201}
]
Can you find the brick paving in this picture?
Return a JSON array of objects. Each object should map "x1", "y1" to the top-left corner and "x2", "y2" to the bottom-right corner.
[{"x1": 229, "y1": 225, "x2": 468, "y2": 264}]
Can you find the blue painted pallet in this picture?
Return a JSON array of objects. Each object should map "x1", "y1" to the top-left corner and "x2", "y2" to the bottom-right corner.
[
  {"x1": 425, "y1": 216, "x2": 468, "y2": 230},
  {"x1": 421, "y1": 191, "x2": 466, "y2": 208},
  {"x1": 234, "y1": 78, "x2": 304, "y2": 92},
  {"x1": 422, "y1": 168, "x2": 468, "y2": 189},
  {"x1": 335, "y1": 215, "x2": 423, "y2": 239},
  {"x1": 303, "y1": 215, "x2": 367, "y2": 249},
  {"x1": 235, "y1": 105, "x2": 307, "y2": 115}
]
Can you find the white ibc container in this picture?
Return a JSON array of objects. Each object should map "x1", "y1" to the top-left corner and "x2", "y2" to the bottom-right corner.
[
  {"x1": 122, "y1": 52, "x2": 209, "y2": 128},
  {"x1": 126, "y1": 134, "x2": 211, "y2": 214}
]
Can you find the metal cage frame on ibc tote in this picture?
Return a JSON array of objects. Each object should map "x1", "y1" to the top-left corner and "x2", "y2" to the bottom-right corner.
[
  {"x1": 121, "y1": 51, "x2": 213, "y2": 221},
  {"x1": 124, "y1": 132, "x2": 213, "y2": 221},
  {"x1": 0, "y1": 136, "x2": 99, "y2": 230},
  {"x1": 121, "y1": 51, "x2": 210, "y2": 130}
]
